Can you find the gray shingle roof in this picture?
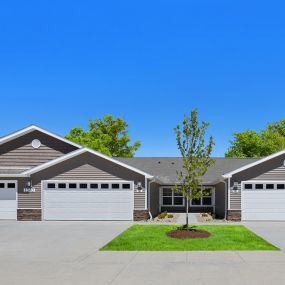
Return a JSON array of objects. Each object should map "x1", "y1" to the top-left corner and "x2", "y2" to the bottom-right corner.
[{"x1": 116, "y1": 157, "x2": 260, "y2": 184}]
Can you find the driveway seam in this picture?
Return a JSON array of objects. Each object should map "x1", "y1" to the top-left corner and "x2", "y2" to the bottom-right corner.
[
  {"x1": 235, "y1": 252, "x2": 246, "y2": 263},
  {"x1": 107, "y1": 251, "x2": 139, "y2": 285}
]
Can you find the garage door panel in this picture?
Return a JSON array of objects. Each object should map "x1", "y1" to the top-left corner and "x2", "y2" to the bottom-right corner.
[
  {"x1": 0, "y1": 181, "x2": 17, "y2": 220},
  {"x1": 242, "y1": 212, "x2": 285, "y2": 221},
  {"x1": 43, "y1": 181, "x2": 134, "y2": 221},
  {"x1": 243, "y1": 191, "x2": 285, "y2": 199},
  {"x1": 242, "y1": 200, "x2": 285, "y2": 209},
  {"x1": 242, "y1": 189, "x2": 285, "y2": 221}
]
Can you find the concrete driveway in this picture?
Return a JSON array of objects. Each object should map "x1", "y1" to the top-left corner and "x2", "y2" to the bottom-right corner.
[{"x1": 1, "y1": 221, "x2": 285, "y2": 285}]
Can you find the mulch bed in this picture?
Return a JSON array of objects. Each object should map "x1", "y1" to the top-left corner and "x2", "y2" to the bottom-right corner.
[{"x1": 166, "y1": 229, "x2": 211, "y2": 239}]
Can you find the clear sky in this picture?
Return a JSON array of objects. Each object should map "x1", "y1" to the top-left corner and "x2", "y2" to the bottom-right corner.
[{"x1": 0, "y1": 1, "x2": 285, "y2": 157}]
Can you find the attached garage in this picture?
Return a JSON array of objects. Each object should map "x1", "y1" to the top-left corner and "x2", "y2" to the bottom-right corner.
[
  {"x1": 242, "y1": 181, "x2": 285, "y2": 221},
  {"x1": 42, "y1": 180, "x2": 134, "y2": 221},
  {"x1": 0, "y1": 180, "x2": 17, "y2": 220}
]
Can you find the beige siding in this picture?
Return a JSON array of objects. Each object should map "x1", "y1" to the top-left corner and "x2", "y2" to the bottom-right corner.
[
  {"x1": 18, "y1": 185, "x2": 41, "y2": 208},
  {"x1": 0, "y1": 130, "x2": 77, "y2": 168},
  {"x1": 49, "y1": 164, "x2": 121, "y2": 180},
  {"x1": 134, "y1": 190, "x2": 145, "y2": 209},
  {"x1": 252, "y1": 166, "x2": 285, "y2": 180},
  {"x1": 230, "y1": 183, "x2": 241, "y2": 210},
  {"x1": 17, "y1": 178, "x2": 41, "y2": 209}
]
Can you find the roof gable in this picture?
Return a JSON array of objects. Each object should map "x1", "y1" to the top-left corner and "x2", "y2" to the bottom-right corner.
[
  {"x1": 23, "y1": 148, "x2": 154, "y2": 178},
  {"x1": 222, "y1": 149, "x2": 285, "y2": 178},
  {"x1": 0, "y1": 125, "x2": 81, "y2": 149}
]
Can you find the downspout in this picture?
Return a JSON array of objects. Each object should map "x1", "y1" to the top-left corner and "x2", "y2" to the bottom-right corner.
[{"x1": 147, "y1": 178, "x2": 155, "y2": 220}]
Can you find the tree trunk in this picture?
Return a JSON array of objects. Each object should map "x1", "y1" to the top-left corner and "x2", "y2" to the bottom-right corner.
[{"x1": 186, "y1": 197, "x2": 189, "y2": 228}]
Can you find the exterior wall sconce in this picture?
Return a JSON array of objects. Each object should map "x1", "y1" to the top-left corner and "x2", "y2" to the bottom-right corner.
[
  {"x1": 24, "y1": 180, "x2": 36, "y2": 193},
  {"x1": 137, "y1": 182, "x2": 143, "y2": 192},
  {"x1": 232, "y1": 182, "x2": 240, "y2": 193}
]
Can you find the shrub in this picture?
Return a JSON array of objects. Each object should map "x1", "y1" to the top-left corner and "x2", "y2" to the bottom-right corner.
[
  {"x1": 157, "y1": 211, "x2": 168, "y2": 219},
  {"x1": 167, "y1": 214, "x2": 174, "y2": 218}
]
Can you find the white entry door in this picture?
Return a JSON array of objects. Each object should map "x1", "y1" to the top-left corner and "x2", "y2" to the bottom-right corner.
[
  {"x1": 0, "y1": 181, "x2": 17, "y2": 220},
  {"x1": 242, "y1": 181, "x2": 285, "y2": 221},
  {"x1": 43, "y1": 181, "x2": 134, "y2": 221}
]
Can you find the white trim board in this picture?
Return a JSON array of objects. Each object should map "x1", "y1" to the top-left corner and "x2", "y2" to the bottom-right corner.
[
  {"x1": 23, "y1": 148, "x2": 154, "y2": 179},
  {"x1": 222, "y1": 150, "x2": 285, "y2": 178},
  {"x1": 0, "y1": 125, "x2": 82, "y2": 149}
]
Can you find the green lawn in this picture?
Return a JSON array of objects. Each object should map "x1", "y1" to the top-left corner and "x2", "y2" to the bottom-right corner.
[{"x1": 101, "y1": 225, "x2": 278, "y2": 251}]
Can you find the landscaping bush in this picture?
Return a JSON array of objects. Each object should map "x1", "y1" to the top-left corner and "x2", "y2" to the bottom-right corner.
[{"x1": 157, "y1": 211, "x2": 168, "y2": 219}]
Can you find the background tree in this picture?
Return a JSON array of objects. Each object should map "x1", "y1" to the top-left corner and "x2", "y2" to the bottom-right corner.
[
  {"x1": 172, "y1": 109, "x2": 214, "y2": 228},
  {"x1": 225, "y1": 119, "x2": 285, "y2": 158},
  {"x1": 65, "y1": 115, "x2": 141, "y2": 157}
]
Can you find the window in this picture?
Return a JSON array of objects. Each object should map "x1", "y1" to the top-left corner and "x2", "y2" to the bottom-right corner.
[
  {"x1": 255, "y1": 184, "x2": 263, "y2": 189},
  {"x1": 0, "y1": 183, "x2": 4, "y2": 188},
  {"x1": 244, "y1": 184, "x2": 253, "y2": 189},
  {"x1": 90, "y1": 183, "x2": 98, "y2": 189},
  {"x1": 173, "y1": 192, "x2": 183, "y2": 205},
  {"x1": 69, "y1": 183, "x2": 77, "y2": 189},
  {"x1": 112, "y1": 183, "x2": 120, "y2": 189},
  {"x1": 79, "y1": 183, "x2": 87, "y2": 189},
  {"x1": 277, "y1": 184, "x2": 285, "y2": 190},
  {"x1": 162, "y1": 188, "x2": 173, "y2": 205},
  {"x1": 191, "y1": 188, "x2": 213, "y2": 206},
  {"x1": 162, "y1": 188, "x2": 184, "y2": 206},
  {"x1": 7, "y1": 183, "x2": 15, "y2": 189},
  {"x1": 101, "y1": 184, "x2": 109, "y2": 189},
  {"x1": 266, "y1": 184, "x2": 274, "y2": 189},
  {"x1": 122, "y1": 183, "x2": 131, "y2": 189},
  {"x1": 47, "y1": 183, "x2": 55, "y2": 189},
  {"x1": 58, "y1": 183, "x2": 66, "y2": 189}
]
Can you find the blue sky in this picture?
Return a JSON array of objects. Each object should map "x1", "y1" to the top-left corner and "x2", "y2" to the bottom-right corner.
[{"x1": 0, "y1": 1, "x2": 285, "y2": 157}]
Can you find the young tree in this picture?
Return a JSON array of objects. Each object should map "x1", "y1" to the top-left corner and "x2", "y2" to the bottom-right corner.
[
  {"x1": 65, "y1": 115, "x2": 141, "y2": 157},
  {"x1": 172, "y1": 109, "x2": 214, "y2": 228}
]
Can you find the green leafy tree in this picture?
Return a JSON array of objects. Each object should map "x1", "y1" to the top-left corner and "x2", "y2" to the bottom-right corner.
[
  {"x1": 225, "y1": 119, "x2": 285, "y2": 158},
  {"x1": 65, "y1": 115, "x2": 141, "y2": 157},
  {"x1": 172, "y1": 109, "x2": 214, "y2": 227}
]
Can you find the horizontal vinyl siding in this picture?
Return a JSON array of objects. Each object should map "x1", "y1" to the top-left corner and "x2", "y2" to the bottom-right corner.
[
  {"x1": 252, "y1": 166, "x2": 285, "y2": 180},
  {"x1": 134, "y1": 187, "x2": 145, "y2": 209},
  {"x1": 0, "y1": 131, "x2": 77, "y2": 168},
  {"x1": 230, "y1": 183, "x2": 241, "y2": 210},
  {"x1": 18, "y1": 183, "x2": 41, "y2": 209},
  {"x1": 50, "y1": 164, "x2": 121, "y2": 180}
]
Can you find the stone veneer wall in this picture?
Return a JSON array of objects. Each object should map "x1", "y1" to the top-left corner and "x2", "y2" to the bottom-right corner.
[
  {"x1": 133, "y1": 210, "x2": 150, "y2": 221},
  {"x1": 227, "y1": 210, "x2": 241, "y2": 221},
  {"x1": 17, "y1": 209, "x2": 42, "y2": 221}
]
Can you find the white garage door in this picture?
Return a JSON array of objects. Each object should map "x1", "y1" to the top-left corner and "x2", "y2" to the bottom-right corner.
[
  {"x1": 242, "y1": 181, "x2": 285, "y2": 221},
  {"x1": 0, "y1": 181, "x2": 17, "y2": 220},
  {"x1": 43, "y1": 181, "x2": 134, "y2": 221}
]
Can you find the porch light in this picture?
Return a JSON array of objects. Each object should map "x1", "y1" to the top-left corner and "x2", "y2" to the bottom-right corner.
[
  {"x1": 232, "y1": 182, "x2": 239, "y2": 193},
  {"x1": 24, "y1": 180, "x2": 35, "y2": 193},
  {"x1": 137, "y1": 182, "x2": 143, "y2": 191}
]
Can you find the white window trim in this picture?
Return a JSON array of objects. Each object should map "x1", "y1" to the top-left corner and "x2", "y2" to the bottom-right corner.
[
  {"x1": 160, "y1": 187, "x2": 185, "y2": 207},
  {"x1": 43, "y1": 180, "x2": 133, "y2": 191},
  {"x1": 242, "y1": 180, "x2": 285, "y2": 191},
  {"x1": 190, "y1": 186, "x2": 215, "y2": 207}
]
